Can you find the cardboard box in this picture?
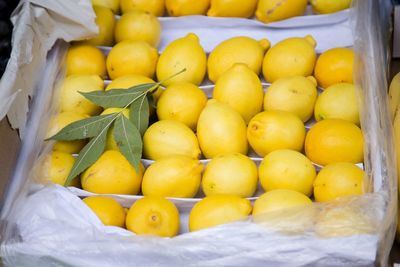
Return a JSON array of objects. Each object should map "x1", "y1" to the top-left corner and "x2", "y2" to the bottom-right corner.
[{"x1": 0, "y1": 118, "x2": 20, "y2": 203}]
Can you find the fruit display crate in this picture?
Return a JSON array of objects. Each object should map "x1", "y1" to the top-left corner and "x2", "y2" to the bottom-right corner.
[{"x1": 0, "y1": 0, "x2": 397, "y2": 266}]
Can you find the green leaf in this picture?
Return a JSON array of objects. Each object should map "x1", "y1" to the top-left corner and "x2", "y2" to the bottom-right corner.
[
  {"x1": 64, "y1": 125, "x2": 110, "y2": 186},
  {"x1": 46, "y1": 113, "x2": 118, "y2": 141},
  {"x1": 129, "y1": 95, "x2": 149, "y2": 136},
  {"x1": 113, "y1": 115, "x2": 142, "y2": 172},
  {"x1": 79, "y1": 83, "x2": 155, "y2": 108}
]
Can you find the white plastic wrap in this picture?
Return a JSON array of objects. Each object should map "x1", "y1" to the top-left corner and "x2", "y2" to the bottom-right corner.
[{"x1": 0, "y1": 0, "x2": 396, "y2": 266}]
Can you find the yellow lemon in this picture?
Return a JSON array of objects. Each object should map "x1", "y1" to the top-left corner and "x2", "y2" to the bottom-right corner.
[
  {"x1": 79, "y1": 5, "x2": 115, "y2": 46},
  {"x1": 189, "y1": 195, "x2": 252, "y2": 232},
  {"x1": 126, "y1": 196, "x2": 180, "y2": 237},
  {"x1": 115, "y1": 10, "x2": 161, "y2": 47},
  {"x1": 252, "y1": 189, "x2": 312, "y2": 216},
  {"x1": 305, "y1": 119, "x2": 364, "y2": 166},
  {"x1": 258, "y1": 149, "x2": 316, "y2": 196},
  {"x1": 213, "y1": 63, "x2": 264, "y2": 124},
  {"x1": 208, "y1": 36, "x2": 270, "y2": 83},
  {"x1": 315, "y1": 205, "x2": 374, "y2": 237},
  {"x1": 83, "y1": 196, "x2": 126, "y2": 227},
  {"x1": 202, "y1": 153, "x2": 258, "y2": 198},
  {"x1": 165, "y1": 0, "x2": 210, "y2": 16},
  {"x1": 157, "y1": 33, "x2": 206, "y2": 86},
  {"x1": 311, "y1": 0, "x2": 352, "y2": 14},
  {"x1": 142, "y1": 156, "x2": 203, "y2": 198},
  {"x1": 101, "y1": 108, "x2": 129, "y2": 151},
  {"x1": 120, "y1": 0, "x2": 165, "y2": 16},
  {"x1": 47, "y1": 112, "x2": 88, "y2": 154},
  {"x1": 314, "y1": 83, "x2": 360, "y2": 125},
  {"x1": 156, "y1": 82, "x2": 207, "y2": 130},
  {"x1": 255, "y1": 0, "x2": 308, "y2": 23},
  {"x1": 247, "y1": 111, "x2": 305, "y2": 157},
  {"x1": 66, "y1": 44, "x2": 107, "y2": 78},
  {"x1": 262, "y1": 35, "x2": 317, "y2": 83},
  {"x1": 106, "y1": 40, "x2": 158, "y2": 79},
  {"x1": 313, "y1": 162, "x2": 364, "y2": 202},
  {"x1": 92, "y1": 0, "x2": 120, "y2": 14},
  {"x1": 60, "y1": 74, "x2": 104, "y2": 116},
  {"x1": 81, "y1": 150, "x2": 144, "y2": 194},
  {"x1": 143, "y1": 120, "x2": 201, "y2": 160},
  {"x1": 207, "y1": 0, "x2": 258, "y2": 18},
  {"x1": 264, "y1": 76, "x2": 318, "y2": 122},
  {"x1": 197, "y1": 100, "x2": 248, "y2": 158},
  {"x1": 314, "y1": 47, "x2": 354, "y2": 89},
  {"x1": 40, "y1": 151, "x2": 80, "y2": 187}
]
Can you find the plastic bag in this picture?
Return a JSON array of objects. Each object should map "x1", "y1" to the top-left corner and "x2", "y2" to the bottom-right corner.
[{"x1": 0, "y1": 0, "x2": 396, "y2": 266}]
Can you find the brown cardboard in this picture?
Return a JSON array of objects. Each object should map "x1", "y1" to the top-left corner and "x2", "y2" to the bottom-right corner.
[{"x1": 0, "y1": 118, "x2": 20, "y2": 202}]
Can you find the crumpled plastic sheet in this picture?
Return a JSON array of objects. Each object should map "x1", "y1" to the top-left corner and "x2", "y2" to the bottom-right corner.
[
  {"x1": 0, "y1": 185, "x2": 384, "y2": 267},
  {"x1": 0, "y1": 0, "x2": 97, "y2": 137}
]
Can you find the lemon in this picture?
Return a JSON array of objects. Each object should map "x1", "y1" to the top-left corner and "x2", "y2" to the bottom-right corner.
[
  {"x1": 189, "y1": 195, "x2": 252, "y2": 232},
  {"x1": 165, "y1": 0, "x2": 210, "y2": 16},
  {"x1": 313, "y1": 162, "x2": 364, "y2": 202},
  {"x1": 314, "y1": 83, "x2": 360, "y2": 125},
  {"x1": 315, "y1": 205, "x2": 374, "y2": 237},
  {"x1": 120, "y1": 0, "x2": 165, "y2": 16},
  {"x1": 142, "y1": 156, "x2": 203, "y2": 198},
  {"x1": 106, "y1": 40, "x2": 158, "y2": 79},
  {"x1": 247, "y1": 111, "x2": 305, "y2": 157},
  {"x1": 207, "y1": 36, "x2": 270, "y2": 83},
  {"x1": 143, "y1": 120, "x2": 201, "y2": 160},
  {"x1": 81, "y1": 150, "x2": 144, "y2": 194},
  {"x1": 40, "y1": 151, "x2": 80, "y2": 187},
  {"x1": 197, "y1": 100, "x2": 248, "y2": 158},
  {"x1": 264, "y1": 76, "x2": 318, "y2": 122},
  {"x1": 157, "y1": 33, "x2": 206, "y2": 86},
  {"x1": 255, "y1": 0, "x2": 308, "y2": 23},
  {"x1": 66, "y1": 44, "x2": 107, "y2": 78},
  {"x1": 105, "y1": 74, "x2": 162, "y2": 104},
  {"x1": 262, "y1": 35, "x2": 317, "y2": 83},
  {"x1": 115, "y1": 10, "x2": 161, "y2": 47},
  {"x1": 252, "y1": 190, "x2": 315, "y2": 234},
  {"x1": 202, "y1": 153, "x2": 258, "y2": 198},
  {"x1": 305, "y1": 119, "x2": 364, "y2": 166},
  {"x1": 47, "y1": 112, "x2": 88, "y2": 154},
  {"x1": 126, "y1": 196, "x2": 180, "y2": 237},
  {"x1": 92, "y1": 0, "x2": 120, "y2": 14},
  {"x1": 252, "y1": 189, "x2": 312, "y2": 216},
  {"x1": 60, "y1": 74, "x2": 104, "y2": 116},
  {"x1": 83, "y1": 196, "x2": 126, "y2": 227},
  {"x1": 207, "y1": 0, "x2": 257, "y2": 18},
  {"x1": 156, "y1": 82, "x2": 207, "y2": 130},
  {"x1": 258, "y1": 149, "x2": 316, "y2": 196},
  {"x1": 213, "y1": 63, "x2": 264, "y2": 124},
  {"x1": 101, "y1": 108, "x2": 129, "y2": 151},
  {"x1": 311, "y1": 0, "x2": 352, "y2": 14},
  {"x1": 314, "y1": 47, "x2": 354, "y2": 89},
  {"x1": 79, "y1": 5, "x2": 115, "y2": 46}
]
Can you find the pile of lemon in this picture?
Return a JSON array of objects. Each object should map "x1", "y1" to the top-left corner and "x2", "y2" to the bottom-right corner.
[
  {"x1": 40, "y1": 1, "x2": 366, "y2": 238},
  {"x1": 89, "y1": 0, "x2": 352, "y2": 24}
]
